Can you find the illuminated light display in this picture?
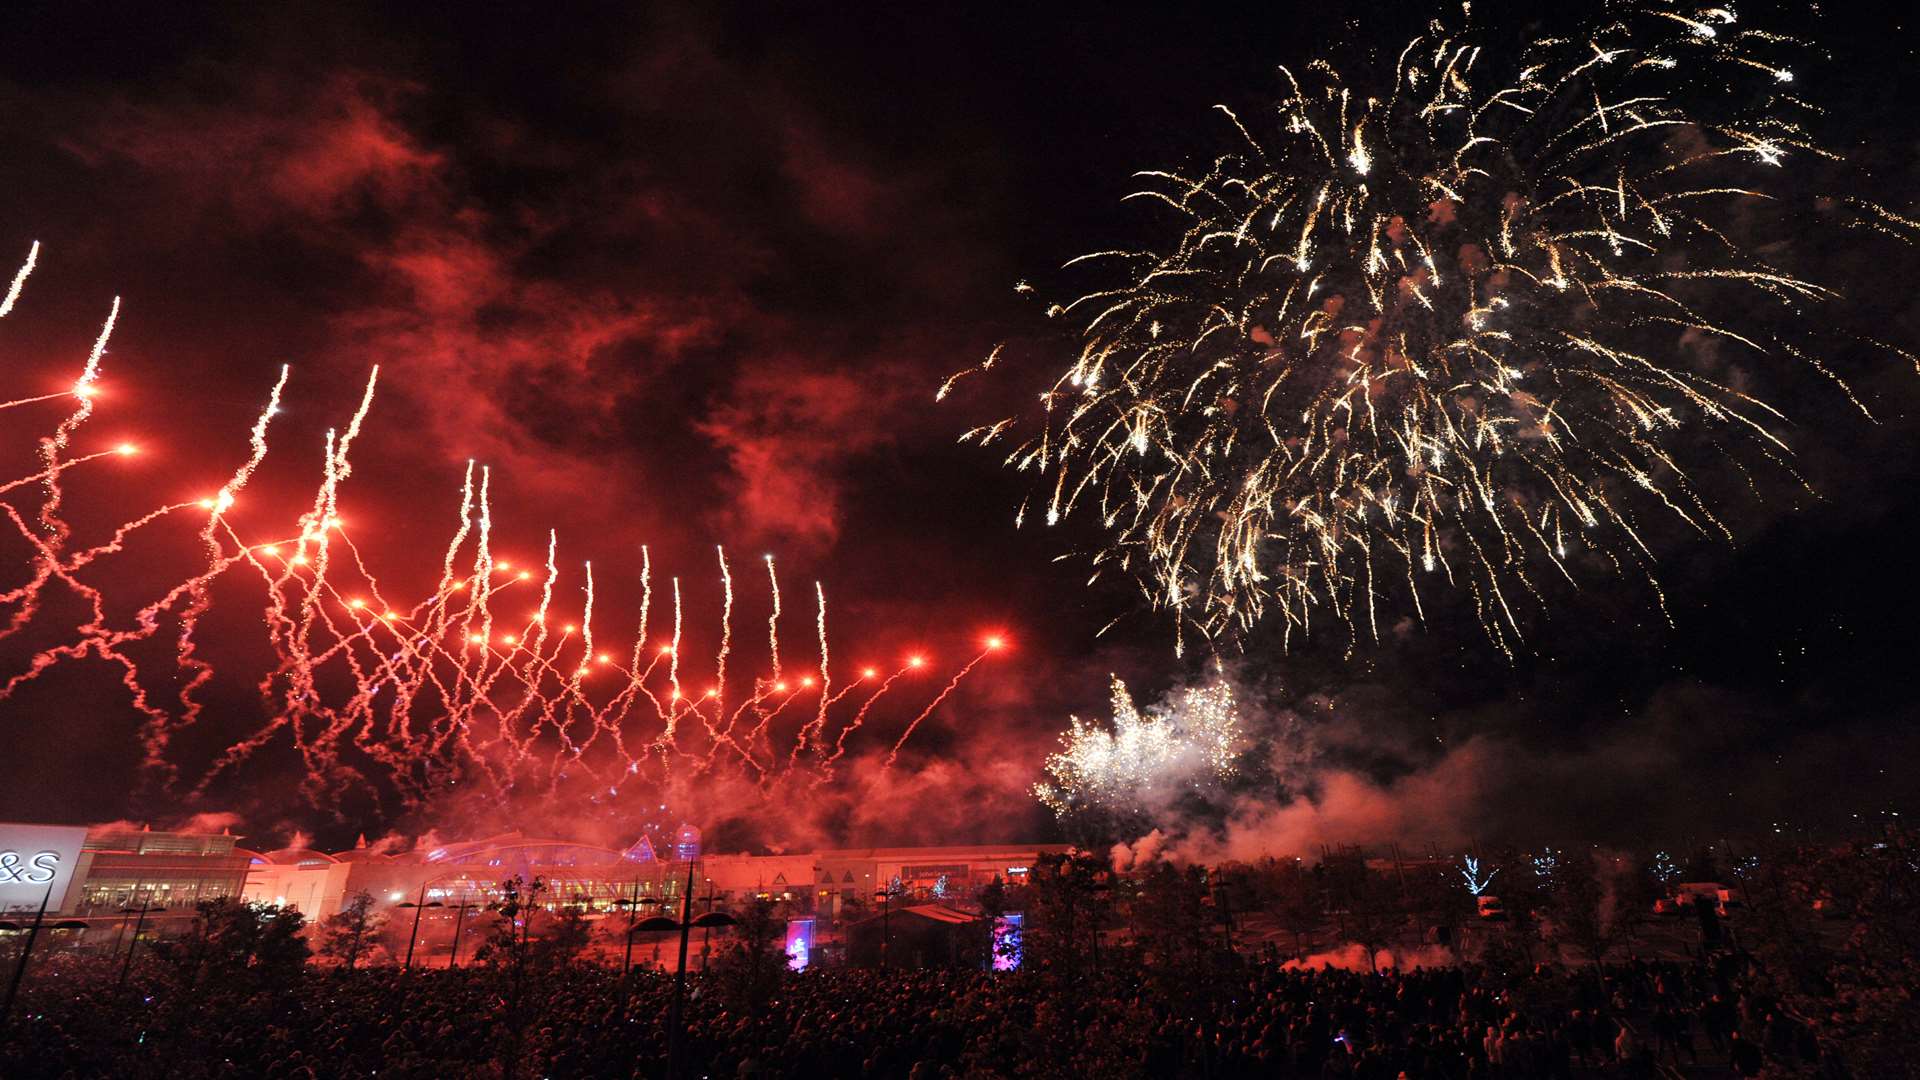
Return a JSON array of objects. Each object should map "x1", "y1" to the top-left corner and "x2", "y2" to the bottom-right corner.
[
  {"x1": 784, "y1": 917, "x2": 815, "y2": 971},
  {"x1": 992, "y1": 913, "x2": 1024, "y2": 971}
]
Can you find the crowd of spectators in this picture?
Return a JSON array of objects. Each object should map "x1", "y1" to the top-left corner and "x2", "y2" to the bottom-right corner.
[
  {"x1": 0, "y1": 945, "x2": 1849, "y2": 1078},
  {"x1": 11, "y1": 828, "x2": 1912, "y2": 1080}
]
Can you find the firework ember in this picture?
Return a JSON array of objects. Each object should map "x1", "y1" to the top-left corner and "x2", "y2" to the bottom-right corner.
[
  {"x1": 0, "y1": 255, "x2": 996, "y2": 811},
  {"x1": 1034, "y1": 676, "x2": 1241, "y2": 822},
  {"x1": 956, "y1": 2, "x2": 1913, "y2": 654}
]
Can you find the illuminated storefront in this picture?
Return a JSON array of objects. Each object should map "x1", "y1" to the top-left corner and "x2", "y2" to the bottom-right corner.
[
  {"x1": 7, "y1": 821, "x2": 1061, "y2": 967},
  {"x1": 0, "y1": 822, "x2": 250, "y2": 923},
  {"x1": 242, "y1": 834, "x2": 1066, "y2": 925}
]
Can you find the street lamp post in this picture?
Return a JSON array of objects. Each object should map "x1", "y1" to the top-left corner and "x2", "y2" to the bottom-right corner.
[
  {"x1": 0, "y1": 883, "x2": 54, "y2": 1030},
  {"x1": 613, "y1": 882, "x2": 664, "y2": 978},
  {"x1": 647, "y1": 858, "x2": 738, "y2": 1080},
  {"x1": 666, "y1": 858, "x2": 696, "y2": 1075},
  {"x1": 445, "y1": 901, "x2": 478, "y2": 969},
  {"x1": 111, "y1": 883, "x2": 150, "y2": 957},
  {"x1": 396, "y1": 884, "x2": 445, "y2": 970},
  {"x1": 620, "y1": 876, "x2": 644, "y2": 976},
  {"x1": 698, "y1": 878, "x2": 723, "y2": 971},
  {"x1": 117, "y1": 901, "x2": 164, "y2": 989},
  {"x1": 875, "y1": 886, "x2": 893, "y2": 969},
  {"x1": 1, "y1": 892, "x2": 83, "y2": 1032},
  {"x1": 1091, "y1": 878, "x2": 1112, "y2": 976}
]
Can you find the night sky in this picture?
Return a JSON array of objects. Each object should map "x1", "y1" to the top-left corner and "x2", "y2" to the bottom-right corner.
[{"x1": 2, "y1": 1, "x2": 1917, "y2": 854}]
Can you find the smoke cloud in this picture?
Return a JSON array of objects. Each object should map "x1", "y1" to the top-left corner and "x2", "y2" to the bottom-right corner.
[{"x1": 1095, "y1": 665, "x2": 1920, "y2": 869}]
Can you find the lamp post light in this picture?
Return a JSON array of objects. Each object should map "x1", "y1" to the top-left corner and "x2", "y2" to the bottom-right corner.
[
  {"x1": 700, "y1": 878, "x2": 720, "y2": 971},
  {"x1": 613, "y1": 882, "x2": 662, "y2": 977},
  {"x1": 395, "y1": 884, "x2": 445, "y2": 970}
]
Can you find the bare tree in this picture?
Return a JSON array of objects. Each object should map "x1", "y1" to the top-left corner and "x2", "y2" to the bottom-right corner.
[
  {"x1": 1252, "y1": 858, "x2": 1323, "y2": 959},
  {"x1": 314, "y1": 891, "x2": 383, "y2": 970}
]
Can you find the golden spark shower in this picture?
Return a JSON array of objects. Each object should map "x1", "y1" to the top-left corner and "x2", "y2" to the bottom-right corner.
[{"x1": 950, "y1": 1, "x2": 1916, "y2": 654}]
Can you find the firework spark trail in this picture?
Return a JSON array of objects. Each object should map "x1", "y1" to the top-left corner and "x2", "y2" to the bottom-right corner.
[
  {"x1": 274, "y1": 369, "x2": 379, "y2": 768},
  {"x1": 0, "y1": 447, "x2": 138, "y2": 497},
  {"x1": 788, "y1": 581, "x2": 836, "y2": 765},
  {"x1": 607, "y1": 547, "x2": 658, "y2": 754},
  {"x1": 3, "y1": 300, "x2": 120, "y2": 644},
  {"x1": 466, "y1": 466, "x2": 496, "y2": 675},
  {"x1": 580, "y1": 560, "x2": 595, "y2": 680},
  {"x1": 438, "y1": 462, "x2": 478, "y2": 655},
  {"x1": 527, "y1": 530, "x2": 558, "y2": 672},
  {"x1": 714, "y1": 546, "x2": 732, "y2": 704},
  {"x1": 715, "y1": 679, "x2": 792, "y2": 775},
  {"x1": 817, "y1": 664, "x2": 905, "y2": 781},
  {"x1": 668, "y1": 578, "x2": 683, "y2": 695},
  {"x1": 635, "y1": 547, "x2": 651, "y2": 652},
  {"x1": 763, "y1": 553, "x2": 781, "y2": 682},
  {"x1": 813, "y1": 583, "x2": 830, "y2": 743},
  {"x1": 789, "y1": 664, "x2": 869, "y2": 771},
  {"x1": 59, "y1": 502, "x2": 201, "y2": 573},
  {"x1": 0, "y1": 241, "x2": 36, "y2": 319},
  {"x1": 3, "y1": 286, "x2": 998, "y2": 813},
  {"x1": 0, "y1": 390, "x2": 81, "y2": 412},
  {"x1": 0, "y1": 500, "x2": 177, "y2": 742},
  {"x1": 957, "y1": 2, "x2": 1914, "y2": 654},
  {"x1": 170, "y1": 366, "x2": 290, "y2": 755},
  {"x1": 883, "y1": 648, "x2": 991, "y2": 770}
]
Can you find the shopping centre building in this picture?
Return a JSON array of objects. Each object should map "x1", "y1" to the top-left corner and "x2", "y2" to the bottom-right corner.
[
  {"x1": 0, "y1": 821, "x2": 252, "y2": 929},
  {"x1": 4, "y1": 819, "x2": 1064, "y2": 930},
  {"x1": 241, "y1": 828, "x2": 1068, "y2": 922}
]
